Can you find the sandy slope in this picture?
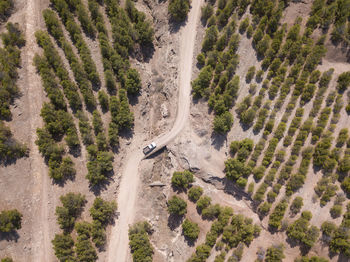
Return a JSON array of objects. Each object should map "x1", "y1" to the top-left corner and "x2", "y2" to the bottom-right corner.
[{"x1": 106, "y1": 0, "x2": 203, "y2": 261}]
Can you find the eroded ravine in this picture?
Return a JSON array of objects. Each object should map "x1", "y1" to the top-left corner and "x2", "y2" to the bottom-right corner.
[{"x1": 106, "y1": 0, "x2": 203, "y2": 261}]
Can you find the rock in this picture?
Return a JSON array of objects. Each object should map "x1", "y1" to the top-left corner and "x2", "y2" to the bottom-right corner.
[
  {"x1": 160, "y1": 103, "x2": 169, "y2": 118},
  {"x1": 198, "y1": 172, "x2": 225, "y2": 190},
  {"x1": 150, "y1": 181, "x2": 166, "y2": 187}
]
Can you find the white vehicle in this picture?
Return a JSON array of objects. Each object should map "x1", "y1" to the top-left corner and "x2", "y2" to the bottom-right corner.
[{"x1": 143, "y1": 142, "x2": 156, "y2": 155}]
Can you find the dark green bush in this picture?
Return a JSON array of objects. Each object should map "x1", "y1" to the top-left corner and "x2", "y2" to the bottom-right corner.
[
  {"x1": 90, "y1": 197, "x2": 117, "y2": 225},
  {"x1": 52, "y1": 233, "x2": 75, "y2": 262},
  {"x1": 171, "y1": 170, "x2": 194, "y2": 189},
  {"x1": 182, "y1": 219, "x2": 200, "y2": 241},
  {"x1": 0, "y1": 209, "x2": 22, "y2": 233},
  {"x1": 188, "y1": 186, "x2": 203, "y2": 202},
  {"x1": 167, "y1": 195, "x2": 187, "y2": 216},
  {"x1": 168, "y1": 0, "x2": 190, "y2": 22},
  {"x1": 265, "y1": 245, "x2": 285, "y2": 262},
  {"x1": 129, "y1": 221, "x2": 153, "y2": 262}
]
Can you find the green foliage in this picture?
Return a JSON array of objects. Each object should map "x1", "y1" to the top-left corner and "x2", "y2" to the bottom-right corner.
[
  {"x1": 330, "y1": 205, "x2": 342, "y2": 218},
  {"x1": 290, "y1": 197, "x2": 303, "y2": 215},
  {"x1": 202, "y1": 26, "x2": 218, "y2": 53},
  {"x1": 287, "y1": 211, "x2": 320, "y2": 249},
  {"x1": 168, "y1": 0, "x2": 190, "y2": 22},
  {"x1": 239, "y1": 17, "x2": 249, "y2": 34},
  {"x1": 202, "y1": 204, "x2": 221, "y2": 220},
  {"x1": 265, "y1": 245, "x2": 285, "y2": 262},
  {"x1": 171, "y1": 170, "x2": 194, "y2": 189},
  {"x1": 86, "y1": 149, "x2": 114, "y2": 186},
  {"x1": 1, "y1": 258, "x2": 13, "y2": 262},
  {"x1": 192, "y1": 65, "x2": 213, "y2": 98},
  {"x1": 167, "y1": 195, "x2": 187, "y2": 216},
  {"x1": 0, "y1": 209, "x2": 22, "y2": 233},
  {"x1": 294, "y1": 256, "x2": 329, "y2": 262},
  {"x1": 0, "y1": 122, "x2": 28, "y2": 163},
  {"x1": 201, "y1": 4, "x2": 213, "y2": 24},
  {"x1": 268, "y1": 200, "x2": 288, "y2": 230},
  {"x1": 246, "y1": 66, "x2": 255, "y2": 83},
  {"x1": 124, "y1": 68, "x2": 141, "y2": 95},
  {"x1": 188, "y1": 186, "x2": 203, "y2": 202},
  {"x1": 225, "y1": 158, "x2": 252, "y2": 182},
  {"x1": 197, "y1": 196, "x2": 212, "y2": 211},
  {"x1": 213, "y1": 111, "x2": 233, "y2": 134},
  {"x1": 110, "y1": 89, "x2": 134, "y2": 131},
  {"x1": 222, "y1": 214, "x2": 260, "y2": 248},
  {"x1": 337, "y1": 72, "x2": 350, "y2": 92},
  {"x1": 0, "y1": 0, "x2": 13, "y2": 21},
  {"x1": 55, "y1": 193, "x2": 86, "y2": 231},
  {"x1": 98, "y1": 90, "x2": 109, "y2": 112},
  {"x1": 90, "y1": 197, "x2": 117, "y2": 225},
  {"x1": 182, "y1": 219, "x2": 200, "y2": 241},
  {"x1": 129, "y1": 221, "x2": 153, "y2": 262},
  {"x1": 52, "y1": 233, "x2": 76, "y2": 262}
]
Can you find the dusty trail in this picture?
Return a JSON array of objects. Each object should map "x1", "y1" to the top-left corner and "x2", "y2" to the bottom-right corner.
[
  {"x1": 106, "y1": 0, "x2": 203, "y2": 261},
  {"x1": 24, "y1": 0, "x2": 51, "y2": 261}
]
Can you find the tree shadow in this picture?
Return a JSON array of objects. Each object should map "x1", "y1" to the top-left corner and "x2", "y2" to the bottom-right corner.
[
  {"x1": 210, "y1": 132, "x2": 226, "y2": 150},
  {"x1": 168, "y1": 17, "x2": 188, "y2": 34},
  {"x1": 68, "y1": 145, "x2": 81, "y2": 158},
  {"x1": 0, "y1": 231, "x2": 20, "y2": 242},
  {"x1": 89, "y1": 171, "x2": 115, "y2": 196},
  {"x1": 118, "y1": 127, "x2": 134, "y2": 140},
  {"x1": 222, "y1": 178, "x2": 252, "y2": 201},
  {"x1": 51, "y1": 172, "x2": 76, "y2": 187},
  {"x1": 167, "y1": 214, "x2": 184, "y2": 230},
  {"x1": 140, "y1": 43, "x2": 155, "y2": 63},
  {"x1": 144, "y1": 146, "x2": 166, "y2": 160},
  {"x1": 127, "y1": 92, "x2": 140, "y2": 106},
  {"x1": 183, "y1": 235, "x2": 197, "y2": 247}
]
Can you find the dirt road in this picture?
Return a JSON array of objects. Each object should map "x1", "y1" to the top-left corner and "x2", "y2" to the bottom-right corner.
[
  {"x1": 106, "y1": 0, "x2": 203, "y2": 261},
  {"x1": 24, "y1": 0, "x2": 51, "y2": 261}
]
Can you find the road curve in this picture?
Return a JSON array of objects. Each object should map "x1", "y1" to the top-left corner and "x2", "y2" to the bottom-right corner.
[{"x1": 106, "y1": 0, "x2": 203, "y2": 261}]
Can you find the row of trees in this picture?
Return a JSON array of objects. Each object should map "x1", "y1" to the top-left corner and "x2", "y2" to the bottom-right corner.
[
  {"x1": 52, "y1": 193, "x2": 117, "y2": 261},
  {"x1": 128, "y1": 221, "x2": 154, "y2": 262},
  {"x1": 0, "y1": 23, "x2": 28, "y2": 163}
]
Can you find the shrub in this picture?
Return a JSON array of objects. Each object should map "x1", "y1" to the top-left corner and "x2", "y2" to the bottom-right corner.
[
  {"x1": 171, "y1": 170, "x2": 194, "y2": 189},
  {"x1": 0, "y1": 122, "x2": 28, "y2": 163},
  {"x1": 98, "y1": 90, "x2": 109, "y2": 112},
  {"x1": 168, "y1": 196, "x2": 187, "y2": 216},
  {"x1": 90, "y1": 197, "x2": 117, "y2": 225},
  {"x1": 188, "y1": 186, "x2": 203, "y2": 202},
  {"x1": 330, "y1": 205, "x2": 342, "y2": 218},
  {"x1": 201, "y1": 4, "x2": 213, "y2": 24},
  {"x1": 286, "y1": 211, "x2": 319, "y2": 249},
  {"x1": 202, "y1": 204, "x2": 221, "y2": 220},
  {"x1": 55, "y1": 193, "x2": 86, "y2": 231},
  {"x1": 337, "y1": 72, "x2": 350, "y2": 92},
  {"x1": 268, "y1": 200, "x2": 288, "y2": 230},
  {"x1": 239, "y1": 17, "x2": 249, "y2": 34},
  {"x1": 129, "y1": 221, "x2": 153, "y2": 262},
  {"x1": 246, "y1": 66, "x2": 255, "y2": 83},
  {"x1": 124, "y1": 68, "x2": 141, "y2": 95},
  {"x1": 265, "y1": 245, "x2": 285, "y2": 262},
  {"x1": 182, "y1": 219, "x2": 200, "y2": 241},
  {"x1": 197, "y1": 196, "x2": 211, "y2": 211},
  {"x1": 290, "y1": 197, "x2": 303, "y2": 215},
  {"x1": 213, "y1": 111, "x2": 233, "y2": 134},
  {"x1": 0, "y1": 209, "x2": 22, "y2": 233},
  {"x1": 52, "y1": 233, "x2": 75, "y2": 262},
  {"x1": 168, "y1": 0, "x2": 190, "y2": 22},
  {"x1": 86, "y1": 150, "x2": 114, "y2": 186}
]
